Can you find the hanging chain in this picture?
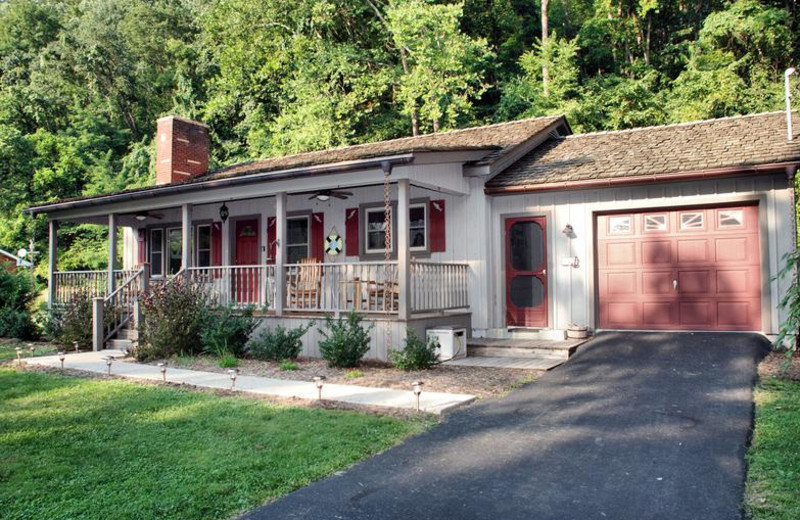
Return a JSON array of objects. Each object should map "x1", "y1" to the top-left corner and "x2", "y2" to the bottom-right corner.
[{"x1": 383, "y1": 168, "x2": 392, "y2": 261}]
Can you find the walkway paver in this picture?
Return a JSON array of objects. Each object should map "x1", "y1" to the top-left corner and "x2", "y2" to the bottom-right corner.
[
  {"x1": 23, "y1": 350, "x2": 476, "y2": 414},
  {"x1": 242, "y1": 332, "x2": 769, "y2": 520}
]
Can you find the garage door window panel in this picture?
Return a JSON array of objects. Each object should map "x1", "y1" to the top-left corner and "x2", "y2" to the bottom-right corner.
[
  {"x1": 680, "y1": 212, "x2": 705, "y2": 231},
  {"x1": 718, "y1": 209, "x2": 744, "y2": 229},
  {"x1": 644, "y1": 215, "x2": 668, "y2": 232}
]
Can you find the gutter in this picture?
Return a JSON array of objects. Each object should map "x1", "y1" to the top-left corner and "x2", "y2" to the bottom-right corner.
[
  {"x1": 25, "y1": 154, "x2": 416, "y2": 216},
  {"x1": 484, "y1": 161, "x2": 800, "y2": 195}
]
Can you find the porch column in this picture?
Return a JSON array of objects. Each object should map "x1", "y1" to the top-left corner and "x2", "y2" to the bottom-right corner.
[
  {"x1": 108, "y1": 214, "x2": 117, "y2": 295},
  {"x1": 47, "y1": 220, "x2": 58, "y2": 309},
  {"x1": 397, "y1": 179, "x2": 411, "y2": 320},
  {"x1": 275, "y1": 192, "x2": 287, "y2": 316},
  {"x1": 181, "y1": 203, "x2": 192, "y2": 271}
]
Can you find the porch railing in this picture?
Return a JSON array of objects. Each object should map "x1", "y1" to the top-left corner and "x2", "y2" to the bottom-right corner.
[
  {"x1": 52, "y1": 269, "x2": 138, "y2": 305},
  {"x1": 102, "y1": 267, "x2": 144, "y2": 345},
  {"x1": 284, "y1": 261, "x2": 399, "y2": 314},
  {"x1": 410, "y1": 261, "x2": 470, "y2": 313},
  {"x1": 186, "y1": 265, "x2": 276, "y2": 309}
]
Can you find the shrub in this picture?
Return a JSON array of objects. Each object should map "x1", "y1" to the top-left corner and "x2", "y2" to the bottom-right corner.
[
  {"x1": 279, "y1": 360, "x2": 298, "y2": 371},
  {"x1": 345, "y1": 369, "x2": 364, "y2": 379},
  {"x1": 0, "y1": 269, "x2": 38, "y2": 339},
  {"x1": 776, "y1": 250, "x2": 800, "y2": 355},
  {"x1": 137, "y1": 277, "x2": 207, "y2": 361},
  {"x1": 248, "y1": 322, "x2": 313, "y2": 361},
  {"x1": 218, "y1": 354, "x2": 239, "y2": 368},
  {"x1": 390, "y1": 328, "x2": 440, "y2": 371},
  {"x1": 200, "y1": 304, "x2": 258, "y2": 358},
  {"x1": 318, "y1": 312, "x2": 372, "y2": 368},
  {"x1": 49, "y1": 291, "x2": 92, "y2": 348}
]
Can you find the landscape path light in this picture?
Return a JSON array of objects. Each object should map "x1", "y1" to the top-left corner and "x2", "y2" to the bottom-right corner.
[
  {"x1": 27, "y1": 343, "x2": 35, "y2": 356},
  {"x1": 412, "y1": 381, "x2": 424, "y2": 412},
  {"x1": 58, "y1": 352, "x2": 66, "y2": 371},
  {"x1": 313, "y1": 376, "x2": 326, "y2": 400},
  {"x1": 15, "y1": 346, "x2": 22, "y2": 365},
  {"x1": 228, "y1": 368, "x2": 240, "y2": 390},
  {"x1": 158, "y1": 363, "x2": 167, "y2": 382},
  {"x1": 103, "y1": 356, "x2": 113, "y2": 376},
  {"x1": 73, "y1": 341, "x2": 79, "y2": 353}
]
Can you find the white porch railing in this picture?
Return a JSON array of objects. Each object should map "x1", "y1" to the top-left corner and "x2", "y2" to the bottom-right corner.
[
  {"x1": 102, "y1": 268, "x2": 144, "y2": 343},
  {"x1": 53, "y1": 269, "x2": 137, "y2": 304},
  {"x1": 410, "y1": 261, "x2": 470, "y2": 313},
  {"x1": 186, "y1": 265, "x2": 276, "y2": 309},
  {"x1": 285, "y1": 261, "x2": 399, "y2": 314}
]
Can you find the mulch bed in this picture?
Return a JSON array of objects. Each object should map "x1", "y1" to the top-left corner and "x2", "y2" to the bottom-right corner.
[
  {"x1": 145, "y1": 356, "x2": 539, "y2": 398},
  {"x1": 758, "y1": 351, "x2": 800, "y2": 381}
]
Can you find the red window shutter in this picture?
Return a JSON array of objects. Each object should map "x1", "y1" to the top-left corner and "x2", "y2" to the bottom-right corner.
[
  {"x1": 137, "y1": 229, "x2": 147, "y2": 266},
  {"x1": 267, "y1": 217, "x2": 276, "y2": 264},
  {"x1": 345, "y1": 207, "x2": 359, "y2": 256},
  {"x1": 211, "y1": 222, "x2": 222, "y2": 266},
  {"x1": 430, "y1": 199, "x2": 446, "y2": 252},
  {"x1": 311, "y1": 212, "x2": 325, "y2": 261}
]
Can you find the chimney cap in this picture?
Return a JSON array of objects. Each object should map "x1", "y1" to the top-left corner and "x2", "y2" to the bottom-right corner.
[{"x1": 156, "y1": 114, "x2": 210, "y2": 129}]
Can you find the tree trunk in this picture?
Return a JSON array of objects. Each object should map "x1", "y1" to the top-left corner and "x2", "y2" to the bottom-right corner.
[{"x1": 541, "y1": 0, "x2": 549, "y2": 97}]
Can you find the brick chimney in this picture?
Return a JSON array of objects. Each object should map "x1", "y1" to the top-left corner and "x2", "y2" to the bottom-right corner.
[{"x1": 155, "y1": 115, "x2": 210, "y2": 185}]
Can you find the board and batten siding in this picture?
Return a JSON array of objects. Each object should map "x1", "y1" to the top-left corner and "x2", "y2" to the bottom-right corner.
[{"x1": 484, "y1": 173, "x2": 794, "y2": 336}]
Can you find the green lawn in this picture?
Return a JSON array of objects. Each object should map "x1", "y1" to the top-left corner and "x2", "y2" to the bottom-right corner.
[
  {"x1": 746, "y1": 376, "x2": 800, "y2": 520},
  {"x1": 0, "y1": 341, "x2": 57, "y2": 362},
  {"x1": 0, "y1": 368, "x2": 429, "y2": 520}
]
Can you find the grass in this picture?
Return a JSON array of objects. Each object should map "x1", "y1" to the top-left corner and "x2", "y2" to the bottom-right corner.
[
  {"x1": 345, "y1": 369, "x2": 365, "y2": 379},
  {"x1": 745, "y1": 376, "x2": 800, "y2": 520},
  {"x1": 0, "y1": 368, "x2": 430, "y2": 520},
  {"x1": 0, "y1": 341, "x2": 57, "y2": 362}
]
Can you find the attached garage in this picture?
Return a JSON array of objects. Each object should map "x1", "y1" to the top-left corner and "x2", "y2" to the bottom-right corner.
[{"x1": 596, "y1": 205, "x2": 762, "y2": 331}]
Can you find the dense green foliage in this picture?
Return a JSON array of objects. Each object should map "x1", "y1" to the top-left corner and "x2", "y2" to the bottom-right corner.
[
  {"x1": 775, "y1": 250, "x2": 800, "y2": 354},
  {"x1": 318, "y1": 311, "x2": 373, "y2": 368},
  {"x1": 138, "y1": 277, "x2": 208, "y2": 361},
  {"x1": 199, "y1": 304, "x2": 258, "y2": 357},
  {"x1": 48, "y1": 290, "x2": 93, "y2": 348},
  {"x1": 0, "y1": 0, "x2": 798, "y2": 267},
  {"x1": 248, "y1": 322, "x2": 314, "y2": 361},
  {"x1": 391, "y1": 327, "x2": 440, "y2": 371},
  {"x1": 0, "y1": 367, "x2": 427, "y2": 520},
  {"x1": 746, "y1": 376, "x2": 800, "y2": 520},
  {"x1": 0, "y1": 268, "x2": 38, "y2": 339}
]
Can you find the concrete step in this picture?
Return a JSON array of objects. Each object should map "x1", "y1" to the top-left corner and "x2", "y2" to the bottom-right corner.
[
  {"x1": 106, "y1": 339, "x2": 134, "y2": 351},
  {"x1": 467, "y1": 338, "x2": 585, "y2": 360},
  {"x1": 116, "y1": 329, "x2": 139, "y2": 340}
]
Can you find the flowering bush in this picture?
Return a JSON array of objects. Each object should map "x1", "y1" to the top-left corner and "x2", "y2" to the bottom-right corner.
[{"x1": 48, "y1": 291, "x2": 92, "y2": 348}]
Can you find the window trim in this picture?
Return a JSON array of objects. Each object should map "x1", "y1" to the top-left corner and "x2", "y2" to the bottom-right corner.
[
  {"x1": 149, "y1": 228, "x2": 165, "y2": 278},
  {"x1": 195, "y1": 224, "x2": 212, "y2": 268},
  {"x1": 365, "y1": 206, "x2": 394, "y2": 255},
  {"x1": 359, "y1": 198, "x2": 432, "y2": 259},
  {"x1": 286, "y1": 214, "x2": 311, "y2": 264},
  {"x1": 409, "y1": 203, "x2": 428, "y2": 252}
]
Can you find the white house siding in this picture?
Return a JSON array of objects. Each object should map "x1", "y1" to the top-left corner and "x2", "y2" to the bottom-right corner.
[{"x1": 484, "y1": 173, "x2": 794, "y2": 336}]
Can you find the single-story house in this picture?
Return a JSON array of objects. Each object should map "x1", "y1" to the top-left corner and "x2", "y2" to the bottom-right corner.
[
  {"x1": 26, "y1": 111, "x2": 800, "y2": 357},
  {"x1": 0, "y1": 248, "x2": 32, "y2": 272}
]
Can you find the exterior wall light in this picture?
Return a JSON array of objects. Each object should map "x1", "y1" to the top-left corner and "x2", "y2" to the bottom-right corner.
[
  {"x1": 219, "y1": 203, "x2": 229, "y2": 223},
  {"x1": 158, "y1": 363, "x2": 167, "y2": 382},
  {"x1": 58, "y1": 352, "x2": 66, "y2": 371},
  {"x1": 412, "y1": 381, "x2": 424, "y2": 411},
  {"x1": 228, "y1": 368, "x2": 240, "y2": 390},
  {"x1": 313, "y1": 376, "x2": 326, "y2": 400}
]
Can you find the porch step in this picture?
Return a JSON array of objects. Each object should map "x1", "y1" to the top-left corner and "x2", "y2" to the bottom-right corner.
[
  {"x1": 116, "y1": 328, "x2": 139, "y2": 341},
  {"x1": 106, "y1": 339, "x2": 134, "y2": 351},
  {"x1": 466, "y1": 338, "x2": 585, "y2": 360}
]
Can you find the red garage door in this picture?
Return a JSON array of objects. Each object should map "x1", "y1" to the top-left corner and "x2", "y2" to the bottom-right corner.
[{"x1": 596, "y1": 205, "x2": 761, "y2": 331}]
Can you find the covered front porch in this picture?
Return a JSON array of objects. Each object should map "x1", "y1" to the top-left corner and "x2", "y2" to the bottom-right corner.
[{"x1": 44, "y1": 166, "x2": 475, "y2": 354}]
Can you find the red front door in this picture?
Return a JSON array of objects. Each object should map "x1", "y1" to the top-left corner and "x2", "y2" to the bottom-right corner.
[
  {"x1": 234, "y1": 219, "x2": 260, "y2": 303},
  {"x1": 505, "y1": 216, "x2": 548, "y2": 328}
]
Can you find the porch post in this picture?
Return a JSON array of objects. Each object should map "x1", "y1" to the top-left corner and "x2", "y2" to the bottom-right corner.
[
  {"x1": 275, "y1": 192, "x2": 287, "y2": 316},
  {"x1": 47, "y1": 220, "x2": 58, "y2": 309},
  {"x1": 92, "y1": 297, "x2": 104, "y2": 351},
  {"x1": 397, "y1": 179, "x2": 411, "y2": 320},
  {"x1": 108, "y1": 214, "x2": 117, "y2": 295},
  {"x1": 181, "y1": 203, "x2": 193, "y2": 271}
]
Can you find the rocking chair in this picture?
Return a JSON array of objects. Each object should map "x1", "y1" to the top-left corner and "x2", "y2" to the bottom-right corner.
[{"x1": 287, "y1": 258, "x2": 322, "y2": 309}]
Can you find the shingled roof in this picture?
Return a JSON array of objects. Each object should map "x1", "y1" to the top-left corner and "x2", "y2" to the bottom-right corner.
[
  {"x1": 487, "y1": 112, "x2": 800, "y2": 191},
  {"x1": 204, "y1": 114, "x2": 566, "y2": 181}
]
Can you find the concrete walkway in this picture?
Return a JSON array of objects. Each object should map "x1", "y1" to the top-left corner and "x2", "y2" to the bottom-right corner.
[
  {"x1": 23, "y1": 350, "x2": 475, "y2": 414},
  {"x1": 242, "y1": 332, "x2": 769, "y2": 520}
]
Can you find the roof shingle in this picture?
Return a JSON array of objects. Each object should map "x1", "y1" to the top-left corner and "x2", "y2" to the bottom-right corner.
[{"x1": 487, "y1": 112, "x2": 800, "y2": 190}]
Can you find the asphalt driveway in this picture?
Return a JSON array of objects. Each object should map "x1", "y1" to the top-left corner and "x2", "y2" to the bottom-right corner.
[{"x1": 243, "y1": 332, "x2": 769, "y2": 520}]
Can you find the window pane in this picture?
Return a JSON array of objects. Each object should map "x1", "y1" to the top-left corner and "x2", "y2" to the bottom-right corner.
[
  {"x1": 410, "y1": 206, "x2": 425, "y2": 228},
  {"x1": 644, "y1": 215, "x2": 667, "y2": 232},
  {"x1": 287, "y1": 218, "x2": 308, "y2": 245},
  {"x1": 368, "y1": 231, "x2": 386, "y2": 252},
  {"x1": 510, "y1": 275, "x2": 544, "y2": 308},
  {"x1": 198, "y1": 251, "x2": 211, "y2": 268},
  {"x1": 151, "y1": 253, "x2": 163, "y2": 276},
  {"x1": 168, "y1": 229, "x2": 182, "y2": 275},
  {"x1": 150, "y1": 230, "x2": 163, "y2": 276},
  {"x1": 151, "y1": 230, "x2": 163, "y2": 253},
  {"x1": 680, "y1": 212, "x2": 704, "y2": 230},
  {"x1": 719, "y1": 210, "x2": 744, "y2": 228},
  {"x1": 509, "y1": 221, "x2": 544, "y2": 271},
  {"x1": 367, "y1": 210, "x2": 388, "y2": 232},
  {"x1": 410, "y1": 229, "x2": 426, "y2": 249},
  {"x1": 197, "y1": 226, "x2": 211, "y2": 250},
  {"x1": 609, "y1": 216, "x2": 631, "y2": 233},
  {"x1": 287, "y1": 245, "x2": 308, "y2": 264}
]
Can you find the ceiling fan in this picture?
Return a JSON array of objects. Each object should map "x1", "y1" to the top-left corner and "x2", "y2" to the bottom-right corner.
[
  {"x1": 134, "y1": 211, "x2": 164, "y2": 222},
  {"x1": 309, "y1": 189, "x2": 353, "y2": 201}
]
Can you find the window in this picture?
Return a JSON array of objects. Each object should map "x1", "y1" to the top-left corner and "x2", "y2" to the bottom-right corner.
[
  {"x1": 150, "y1": 229, "x2": 164, "y2": 277},
  {"x1": 409, "y1": 204, "x2": 427, "y2": 251},
  {"x1": 168, "y1": 228, "x2": 182, "y2": 275},
  {"x1": 609, "y1": 216, "x2": 632, "y2": 234},
  {"x1": 644, "y1": 215, "x2": 667, "y2": 232},
  {"x1": 286, "y1": 216, "x2": 309, "y2": 264},
  {"x1": 718, "y1": 209, "x2": 744, "y2": 228},
  {"x1": 196, "y1": 225, "x2": 212, "y2": 267},
  {"x1": 680, "y1": 212, "x2": 704, "y2": 230},
  {"x1": 366, "y1": 207, "x2": 392, "y2": 254}
]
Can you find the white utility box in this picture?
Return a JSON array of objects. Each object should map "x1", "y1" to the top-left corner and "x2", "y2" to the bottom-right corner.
[{"x1": 426, "y1": 326, "x2": 467, "y2": 361}]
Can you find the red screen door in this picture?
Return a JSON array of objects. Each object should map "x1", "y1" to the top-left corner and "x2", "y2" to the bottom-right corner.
[
  {"x1": 234, "y1": 219, "x2": 260, "y2": 303},
  {"x1": 505, "y1": 216, "x2": 548, "y2": 328}
]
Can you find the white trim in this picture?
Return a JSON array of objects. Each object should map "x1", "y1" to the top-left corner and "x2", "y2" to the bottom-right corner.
[
  {"x1": 409, "y1": 202, "x2": 428, "y2": 252},
  {"x1": 365, "y1": 206, "x2": 394, "y2": 254}
]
